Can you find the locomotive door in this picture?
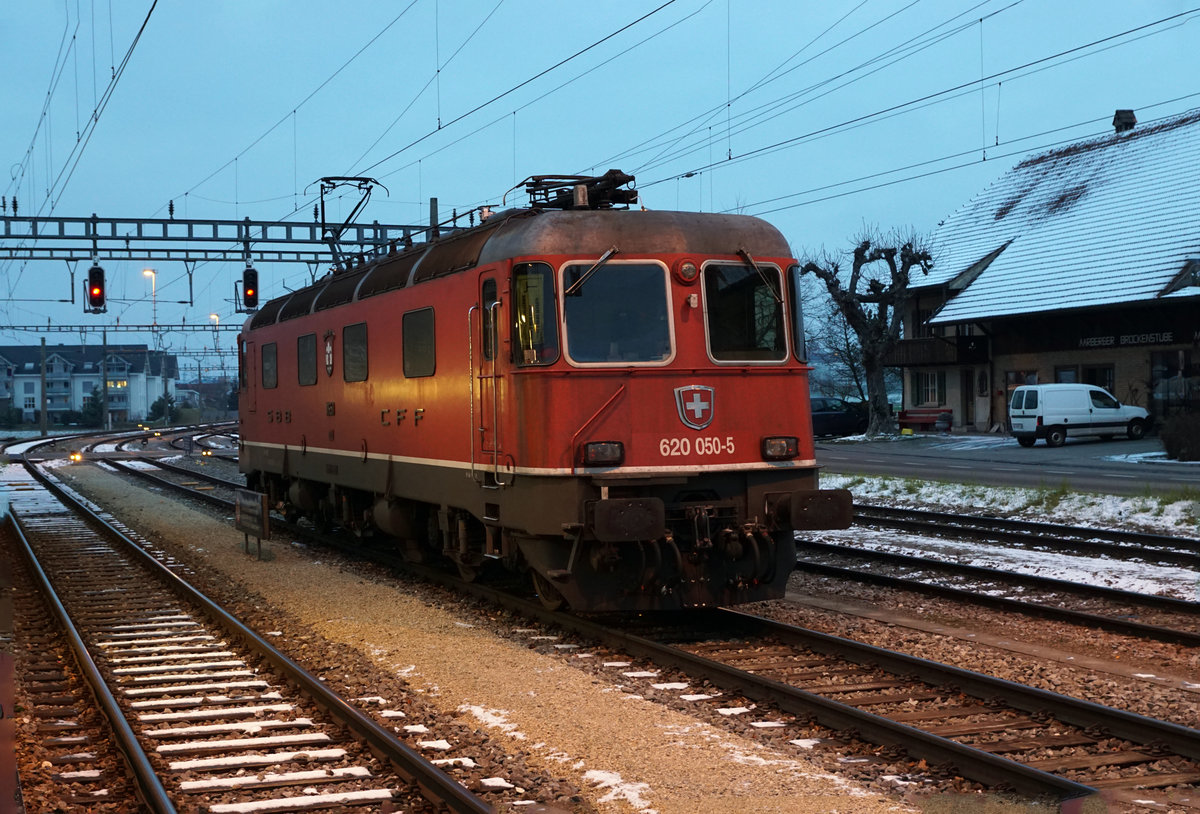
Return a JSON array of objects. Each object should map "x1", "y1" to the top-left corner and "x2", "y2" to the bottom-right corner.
[
  {"x1": 242, "y1": 339, "x2": 257, "y2": 413},
  {"x1": 471, "y1": 275, "x2": 505, "y2": 486}
]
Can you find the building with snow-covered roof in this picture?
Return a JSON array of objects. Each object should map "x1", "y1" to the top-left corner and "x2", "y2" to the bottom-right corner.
[{"x1": 887, "y1": 108, "x2": 1200, "y2": 432}]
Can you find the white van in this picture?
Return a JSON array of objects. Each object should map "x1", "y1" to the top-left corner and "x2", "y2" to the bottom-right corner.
[{"x1": 1009, "y1": 384, "x2": 1150, "y2": 447}]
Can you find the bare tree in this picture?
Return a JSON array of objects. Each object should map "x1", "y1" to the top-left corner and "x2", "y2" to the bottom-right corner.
[
  {"x1": 800, "y1": 231, "x2": 933, "y2": 435},
  {"x1": 807, "y1": 294, "x2": 867, "y2": 401}
]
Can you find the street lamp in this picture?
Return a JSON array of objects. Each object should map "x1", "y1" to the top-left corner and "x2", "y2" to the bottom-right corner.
[
  {"x1": 209, "y1": 313, "x2": 219, "y2": 348},
  {"x1": 143, "y1": 268, "x2": 157, "y2": 326}
]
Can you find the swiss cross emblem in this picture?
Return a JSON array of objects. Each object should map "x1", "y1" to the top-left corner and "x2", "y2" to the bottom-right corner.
[
  {"x1": 674, "y1": 385, "x2": 714, "y2": 430},
  {"x1": 324, "y1": 334, "x2": 335, "y2": 377}
]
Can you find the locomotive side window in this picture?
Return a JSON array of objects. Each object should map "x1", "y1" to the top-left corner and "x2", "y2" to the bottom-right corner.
[
  {"x1": 343, "y1": 322, "x2": 368, "y2": 382},
  {"x1": 297, "y1": 333, "x2": 318, "y2": 386},
  {"x1": 403, "y1": 308, "x2": 436, "y2": 377},
  {"x1": 563, "y1": 261, "x2": 670, "y2": 364},
  {"x1": 512, "y1": 262, "x2": 559, "y2": 366},
  {"x1": 482, "y1": 279, "x2": 498, "y2": 361},
  {"x1": 788, "y1": 264, "x2": 807, "y2": 362},
  {"x1": 261, "y1": 343, "x2": 278, "y2": 389},
  {"x1": 703, "y1": 263, "x2": 787, "y2": 362}
]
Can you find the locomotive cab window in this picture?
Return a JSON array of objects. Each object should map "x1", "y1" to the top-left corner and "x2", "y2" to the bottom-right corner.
[
  {"x1": 343, "y1": 322, "x2": 368, "y2": 382},
  {"x1": 563, "y1": 261, "x2": 671, "y2": 364},
  {"x1": 261, "y1": 343, "x2": 278, "y2": 389},
  {"x1": 297, "y1": 333, "x2": 317, "y2": 386},
  {"x1": 403, "y1": 308, "x2": 436, "y2": 377},
  {"x1": 703, "y1": 262, "x2": 787, "y2": 362},
  {"x1": 511, "y1": 262, "x2": 559, "y2": 366}
]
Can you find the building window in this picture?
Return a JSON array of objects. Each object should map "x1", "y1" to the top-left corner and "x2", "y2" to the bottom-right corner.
[
  {"x1": 1081, "y1": 365, "x2": 1114, "y2": 392},
  {"x1": 24, "y1": 382, "x2": 34, "y2": 394},
  {"x1": 1150, "y1": 351, "x2": 1196, "y2": 418},
  {"x1": 403, "y1": 309, "x2": 435, "y2": 378},
  {"x1": 297, "y1": 333, "x2": 317, "y2": 386},
  {"x1": 24, "y1": 397, "x2": 35, "y2": 409},
  {"x1": 912, "y1": 308, "x2": 944, "y2": 339},
  {"x1": 911, "y1": 370, "x2": 946, "y2": 405},
  {"x1": 1054, "y1": 366, "x2": 1078, "y2": 383},
  {"x1": 262, "y1": 343, "x2": 278, "y2": 389},
  {"x1": 343, "y1": 322, "x2": 368, "y2": 382}
]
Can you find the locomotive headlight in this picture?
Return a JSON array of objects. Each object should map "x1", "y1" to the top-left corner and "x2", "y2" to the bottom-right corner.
[
  {"x1": 673, "y1": 258, "x2": 700, "y2": 284},
  {"x1": 583, "y1": 441, "x2": 624, "y2": 466},
  {"x1": 761, "y1": 436, "x2": 799, "y2": 461}
]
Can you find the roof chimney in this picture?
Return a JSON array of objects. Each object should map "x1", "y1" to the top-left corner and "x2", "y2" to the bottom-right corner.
[{"x1": 1113, "y1": 109, "x2": 1136, "y2": 133}]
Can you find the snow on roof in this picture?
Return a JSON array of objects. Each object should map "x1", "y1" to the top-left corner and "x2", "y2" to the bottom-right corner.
[{"x1": 925, "y1": 108, "x2": 1200, "y2": 324}]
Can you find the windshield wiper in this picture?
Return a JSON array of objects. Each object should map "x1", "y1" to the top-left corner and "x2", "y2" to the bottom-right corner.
[
  {"x1": 738, "y1": 248, "x2": 782, "y2": 303},
  {"x1": 565, "y1": 246, "x2": 619, "y2": 296}
]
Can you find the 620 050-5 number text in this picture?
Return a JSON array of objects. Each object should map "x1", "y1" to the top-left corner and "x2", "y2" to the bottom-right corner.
[{"x1": 659, "y1": 436, "x2": 735, "y2": 457}]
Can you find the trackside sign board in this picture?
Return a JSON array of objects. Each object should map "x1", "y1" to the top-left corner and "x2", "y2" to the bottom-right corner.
[{"x1": 234, "y1": 489, "x2": 270, "y2": 539}]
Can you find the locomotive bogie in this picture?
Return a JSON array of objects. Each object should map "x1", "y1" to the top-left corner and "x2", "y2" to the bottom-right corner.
[{"x1": 239, "y1": 187, "x2": 851, "y2": 612}]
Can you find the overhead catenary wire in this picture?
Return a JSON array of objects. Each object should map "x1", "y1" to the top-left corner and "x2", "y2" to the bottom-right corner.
[
  {"x1": 636, "y1": 5, "x2": 1200, "y2": 192},
  {"x1": 737, "y1": 93, "x2": 1200, "y2": 219}
]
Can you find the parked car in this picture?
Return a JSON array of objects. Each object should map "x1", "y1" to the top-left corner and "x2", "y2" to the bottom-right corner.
[
  {"x1": 1008, "y1": 383, "x2": 1150, "y2": 447},
  {"x1": 811, "y1": 396, "x2": 869, "y2": 437}
]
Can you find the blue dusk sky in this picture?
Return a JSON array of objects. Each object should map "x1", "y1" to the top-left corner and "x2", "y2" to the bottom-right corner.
[{"x1": 2, "y1": 1, "x2": 1198, "y2": 371}]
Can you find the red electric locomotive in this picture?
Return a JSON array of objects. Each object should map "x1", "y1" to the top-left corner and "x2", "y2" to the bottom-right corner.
[{"x1": 238, "y1": 171, "x2": 850, "y2": 612}]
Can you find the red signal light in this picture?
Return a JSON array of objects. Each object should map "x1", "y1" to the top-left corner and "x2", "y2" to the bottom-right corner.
[
  {"x1": 243, "y1": 267, "x2": 259, "y2": 309},
  {"x1": 87, "y1": 265, "x2": 106, "y2": 309}
]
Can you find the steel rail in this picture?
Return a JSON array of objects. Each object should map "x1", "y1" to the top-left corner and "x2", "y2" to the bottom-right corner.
[
  {"x1": 461, "y1": 584, "x2": 1098, "y2": 802},
  {"x1": 136, "y1": 456, "x2": 244, "y2": 488},
  {"x1": 793, "y1": 556, "x2": 1200, "y2": 648},
  {"x1": 717, "y1": 608, "x2": 1200, "y2": 761},
  {"x1": 855, "y1": 503, "x2": 1200, "y2": 567},
  {"x1": 21, "y1": 462, "x2": 494, "y2": 814},
  {"x1": 5, "y1": 513, "x2": 177, "y2": 813},
  {"x1": 799, "y1": 540, "x2": 1198, "y2": 614},
  {"x1": 105, "y1": 459, "x2": 240, "y2": 508}
]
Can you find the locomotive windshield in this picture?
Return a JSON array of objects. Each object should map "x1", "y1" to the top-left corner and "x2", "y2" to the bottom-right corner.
[
  {"x1": 704, "y1": 263, "x2": 787, "y2": 362},
  {"x1": 562, "y1": 262, "x2": 671, "y2": 364}
]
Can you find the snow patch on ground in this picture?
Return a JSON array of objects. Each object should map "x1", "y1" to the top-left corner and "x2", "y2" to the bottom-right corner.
[
  {"x1": 460, "y1": 705, "x2": 528, "y2": 740},
  {"x1": 821, "y1": 473, "x2": 1199, "y2": 537},
  {"x1": 815, "y1": 473, "x2": 1200, "y2": 600},
  {"x1": 584, "y1": 770, "x2": 656, "y2": 813}
]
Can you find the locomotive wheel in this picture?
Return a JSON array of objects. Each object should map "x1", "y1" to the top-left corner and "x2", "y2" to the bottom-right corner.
[
  {"x1": 530, "y1": 570, "x2": 566, "y2": 611},
  {"x1": 457, "y1": 561, "x2": 479, "y2": 582}
]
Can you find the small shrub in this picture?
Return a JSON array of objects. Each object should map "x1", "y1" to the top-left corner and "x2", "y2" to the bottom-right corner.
[{"x1": 1160, "y1": 414, "x2": 1200, "y2": 461}]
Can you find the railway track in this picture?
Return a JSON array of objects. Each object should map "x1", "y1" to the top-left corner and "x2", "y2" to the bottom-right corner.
[
  {"x1": 2, "y1": 534, "x2": 142, "y2": 811},
  {"x1": 645, "y1": 611, "x2": 1200, "y2": 805},
  {"x1": 444, "y1": 578, "x2": 1200, "y2": 809},
  {"x1": 854, "y1": 503, "x2": 1200, "y2": 569},
  {"x1": 2, "y1": 462, "x2": 494, "y2": 813},
  {"x1": 51, "y1": 445, "x2": 1200, "y2": 807},
  {"x1": 104, "y1": 458, "x2": 243, "y2": 509},
  {"x1": 794, "y1": 540, "x2": 1200, "y2": 648}
]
